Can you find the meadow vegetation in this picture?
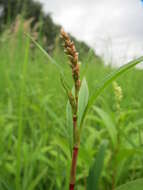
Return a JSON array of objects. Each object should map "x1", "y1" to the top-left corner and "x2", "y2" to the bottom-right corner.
[
  {"x1": 0, "y1": 1, "x2": 143, "y2": 190},
  {"x1": 0, "y1": 22, "x2": 143, "y2": 190}
]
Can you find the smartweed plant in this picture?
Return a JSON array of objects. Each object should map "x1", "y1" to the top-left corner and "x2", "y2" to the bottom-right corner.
[
  {"x1": 26, "y1": 28, "x2": 143, "y2": 190},
  {"x1": 60, "y1": 29, "x2": 81, "y2": 190},
  {"x1": 59, "y1": 29, "x2": 143, "y2": 190}
]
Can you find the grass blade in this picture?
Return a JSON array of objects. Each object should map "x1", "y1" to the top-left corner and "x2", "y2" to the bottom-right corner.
[
  {"x1": 24, "y1": 33, "x2": 64, "y2": 73},
  {"x1": 93, "y1": 106, "x2": 117, "y2": 147},
  {"x1": 28, "y1": 168, "x2": 48, "y2": 190},
  {"x1": 80, "y1": 56, "x2": 143, "y2": 129},
  {"x1": 115, "y1": 178, "x2": 143, "y2": 190},
  {"x1": 87, "y1": 141, "x2": 108, "y2": 190},
  {"x1": 16, "y1": 37, "x2": 30, "y2": 190},
  {"x1": 89, "y1": 56, "x2": 143, "y2": 108}
]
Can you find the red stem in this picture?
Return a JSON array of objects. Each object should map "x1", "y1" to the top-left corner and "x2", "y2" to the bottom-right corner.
[
  {"x1": 69, "y1": 147, "x2": 79, "y2": 190},
  {"x1": 69, "y1": 184, "x2": 74, "y2": 190}
]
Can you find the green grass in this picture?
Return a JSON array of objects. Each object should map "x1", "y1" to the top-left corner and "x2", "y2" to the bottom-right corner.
[{"x1": 0, "y1": 29, "x2": 143, "y2": 190}]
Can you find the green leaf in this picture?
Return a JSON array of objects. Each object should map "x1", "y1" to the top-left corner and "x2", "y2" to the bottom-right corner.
[
  {"x1": 25, "y1": 33, "x2": 64, "y2": 74},
  {"x1": 78, "y1": 78, "x2": 89, "y2": 127},
  {"x1": 0, "y1": 177, "x2": 12, "y2": 190},
  {"x1": 93, "y1": 106, "x2": 117, "y2": 147},
  {"x1": 115, "y1": 178, "x2": 143, "y2": 190},
  {"x1": 89, "y1": 56, "x2": 143, "y2": 108},
  {"x1": 80, "y1": 56, "x2": 143, "y2": 129},
  {"x1": 52, "y1": 136, "x2": 71, "y2": 160},
  {"x1": 87, "y1": 141, "x2": 108, "y2": 190},
  {"x1": 28, "y1": 168, "x2": 48, "y2": 190},
  {"x1": 66, "y1": 101, "x2": 73, "y2": 153}
]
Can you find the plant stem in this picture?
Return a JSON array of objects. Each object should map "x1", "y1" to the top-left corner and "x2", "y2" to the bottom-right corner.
[
  {"x1": 69, "y1": 101, "x2": 79, "y2": 189},
  {"x1": 69, "y1": 146, "x2": 79, "y2": 190}
]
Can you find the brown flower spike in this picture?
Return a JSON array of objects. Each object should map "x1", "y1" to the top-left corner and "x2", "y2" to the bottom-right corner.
[{"x1": 60, "y1": 28, "x2": 80, "y2": 94}]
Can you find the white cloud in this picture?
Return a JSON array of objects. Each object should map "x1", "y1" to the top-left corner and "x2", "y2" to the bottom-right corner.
[{"x1": 37, "y1": 0, "x2": 143, "y2": 66}]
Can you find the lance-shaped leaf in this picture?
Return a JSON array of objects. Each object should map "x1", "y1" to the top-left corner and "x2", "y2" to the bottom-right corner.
[
  {"x1": 93, "y1": 106, "x2": 117, "y2": 147},
  {"x1": 66, "y1": 101, "x2": 73, "y2": 154},
  {"x1": 115, "y1": 178, "x2": 143, "y2": 190},
  {"x1": 77, "y1": 78, "x2": 89, "y2": 127},
  {"x1": 80, "y1": 56, "x2": 143, "y2": 129},
  {"x1": 89, "y1": 56, "x2": 143, "y2": 108},
  {"x1": 87, "y1": 141, "x2": 108, "y2": 190}
]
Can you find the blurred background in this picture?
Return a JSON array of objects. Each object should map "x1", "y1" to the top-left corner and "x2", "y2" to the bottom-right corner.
[
  {"x1": 36, "y1": 0, "x2": 143, "y2": 66},
  {"x1": 0, "y1": 1, "x2": 143, "y2": 190},
  {"x1": 1, "y1": 0, "x2": 143, "y2": 65}
]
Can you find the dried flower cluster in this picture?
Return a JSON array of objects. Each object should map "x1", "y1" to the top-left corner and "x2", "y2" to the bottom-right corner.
[
  {"x1": 11, "y1": 15, "x2": 38, "y2": 40},
  {"x1": 60, "y1": 28, "x2": 80, "y2": 94}
]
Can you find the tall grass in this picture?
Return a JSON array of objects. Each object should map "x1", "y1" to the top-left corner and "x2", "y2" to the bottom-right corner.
[{"x1": 0, "y1": 23, "x2": 143, "y2": 190}]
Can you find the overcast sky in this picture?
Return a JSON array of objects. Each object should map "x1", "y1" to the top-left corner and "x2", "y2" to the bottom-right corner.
[{"x1": 36, "y1": 0, "x2": 143, "y2": 66}]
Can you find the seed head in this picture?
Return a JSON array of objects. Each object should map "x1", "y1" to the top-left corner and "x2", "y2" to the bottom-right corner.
[
  {"x1": 60, "y1": 28, "x2": 80, "y2": 92},
  {"x1": 113, "y1": 81, "x2": 123, "y2": 111}
]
